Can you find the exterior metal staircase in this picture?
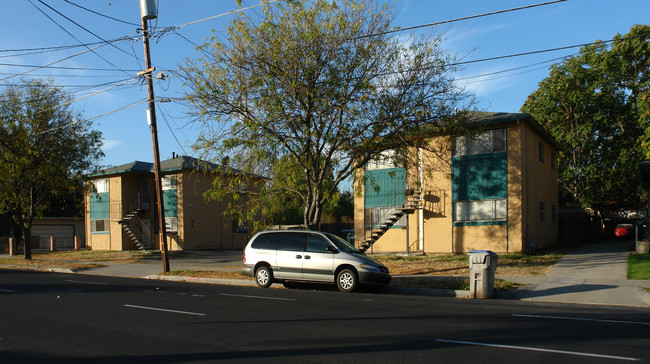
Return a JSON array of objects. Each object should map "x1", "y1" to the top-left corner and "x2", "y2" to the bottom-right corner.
[
  {"x1": 359, "y1": 189, "x2": 422, "y2": 252},
  {"x1": 118, "y1": 195, "x2": 151, "y2": 251}
]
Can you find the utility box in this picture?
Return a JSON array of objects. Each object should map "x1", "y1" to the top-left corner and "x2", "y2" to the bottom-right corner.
[{"x1": 469, "y1": 250, "x2": 498, "y2": 299}]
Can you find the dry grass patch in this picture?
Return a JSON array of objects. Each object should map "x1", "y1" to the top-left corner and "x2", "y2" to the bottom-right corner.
[
  {"x1": 33, "y1": 250, "x2": 152, "y2": 263},
  {"x1": 0, "y1": 256, "x2": 103, "y2": 270},
  {"x1": 374, "y1": 253, "x2": 563, "y2": 277},
  {"x1": 163, "y1": 269, "x2": 253, "y2": 280}
]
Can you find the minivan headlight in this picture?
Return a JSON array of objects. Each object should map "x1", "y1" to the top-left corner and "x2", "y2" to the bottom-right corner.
[{"x1": 360, "y1": 263, "x2": 378, "y2": 271}]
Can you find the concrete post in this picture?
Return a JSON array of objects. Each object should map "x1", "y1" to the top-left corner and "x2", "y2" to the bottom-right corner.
[
  {"x1": 49, "y1": 236, "x2": 57, "y2": 252},
  {"x1": 74, "y1": 236, "x2": 81, "y2": 251},
  {"x1": 8, "y1": 237, "x2": 16, "y2": 256}
]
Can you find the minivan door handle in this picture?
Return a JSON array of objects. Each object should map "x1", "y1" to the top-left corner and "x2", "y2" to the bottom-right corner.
[
  {"x1": 304, "y1": 255, "x2": 311, "y2": 260},
  {"x1": 295, "y1": 255, "x2": 302, "y2": 259}
]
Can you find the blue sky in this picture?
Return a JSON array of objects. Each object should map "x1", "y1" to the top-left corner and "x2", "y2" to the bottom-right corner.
[{"x1": 1, "y1": 0, "x2": 648, "y2": 174}]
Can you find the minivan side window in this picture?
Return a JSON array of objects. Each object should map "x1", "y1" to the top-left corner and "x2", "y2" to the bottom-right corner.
[
  {"x1": 306, "y1": 234, "x2": 333, "y2": 253},
  {"x1": 276, "y1": 232, "x2": 307, "y2": 251},
  {"x1": 251, "y1": 233, "x2": 278, "y2": 250}
]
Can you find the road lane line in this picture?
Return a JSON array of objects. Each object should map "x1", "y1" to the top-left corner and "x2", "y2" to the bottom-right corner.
[
  {"x1": 0, "y1": 289, "x2": 16, "y2": 293},
  {"x1": 123, "y1": 304, "x2": 206, "y2": 316},
  {"x1": 513, "y1": 314, "x2": 650, "y2": 326},
  {"x1": 219, "y1": 293, "x2": 296, "y2": 301},
  {"x1": 65, "y1": 279, "x2": 109, "y2": 286},
  {"x1": 436, "y1": 339, "x2": 640, "y2": 361}
]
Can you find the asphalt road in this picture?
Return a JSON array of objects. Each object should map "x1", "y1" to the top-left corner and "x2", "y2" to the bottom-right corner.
[{"x1": 1, "y1": 269, "x2": 649, "y2": 363}]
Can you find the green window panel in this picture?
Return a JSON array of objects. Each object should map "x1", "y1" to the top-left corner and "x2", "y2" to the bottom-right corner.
[
  {"x1": 89, "y1": 192, "x2": 109, "y2": 220},
  {"x1": 163, "y1": 189, "x2": 178, "y2": 218},
  {"x1": 364, "y1": 167, "x2": 406, "y2": 208},
  {"x1": 452, "y1": 152, "x2": 507, "y2": 201}
]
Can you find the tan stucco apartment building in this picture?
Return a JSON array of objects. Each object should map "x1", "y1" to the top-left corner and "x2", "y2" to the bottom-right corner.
[
  {"x1": 85, "y1": 156, "x2": 251, "y2": 251},
  {"x1": 354, "y1": 112, "x2": 560, "y2": 254}
]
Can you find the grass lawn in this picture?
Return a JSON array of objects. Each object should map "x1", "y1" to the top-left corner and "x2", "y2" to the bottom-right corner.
[
  {"x1": 164, "y1": 269, "x2": 252, "y2": 280},
  {"x1": 0, "y1": 256, "x2": 103, "y2": 270},
  {"x1": 373, "y1": 252, "x2": 563, "y2": 277},
  {"x1": 627, "y1": 253, "x2": 650, "y2": 280},
  {"x1": 33, "y1": 250, "x2": 152, "y2": 263}
]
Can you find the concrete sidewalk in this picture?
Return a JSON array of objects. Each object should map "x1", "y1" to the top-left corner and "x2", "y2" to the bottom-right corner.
[
  {"x1": 503, "y1": 241, "x2": 650, "y2": 307},
  {"x1": 2, "y1": 243, "x2": 650, "y2": 307}
]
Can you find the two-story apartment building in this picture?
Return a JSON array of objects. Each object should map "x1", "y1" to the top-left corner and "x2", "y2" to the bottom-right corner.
[
  {"x1": 354, "y1": 112, "x2": 560, "y2": 254},
  {"x1": 85, "y1": 156, "x2": 252, "y2": 251}
]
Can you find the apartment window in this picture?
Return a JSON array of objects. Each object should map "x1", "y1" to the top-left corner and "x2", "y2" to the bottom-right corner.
[
  {"x1": 232, "y1": 218, "x2": 247, "y2": 233},
  {"x1": 93, "y1": 179, "x2": 109, "y2": 193},
  {"x1": 91, "y1": 219, "x2": 109, "y2": 232},
  {"x1": 454, "y1": 129, "x2": 506, "y2": 157},
  {"x1": 540, "y1": 202, "x2": 546, "y2": 222},
  {"x1": 552, "y1": 204, "x2": 557, "y2": 223},
  {"x1": 453, "y1": 199, "x2": 507, "y2": 223},
  {"x1": 551, "y1": 152, "x2": 557, "y2": 170},
  {"x1": 539, "y1": 142, "x2": 545, "y2": 163}
]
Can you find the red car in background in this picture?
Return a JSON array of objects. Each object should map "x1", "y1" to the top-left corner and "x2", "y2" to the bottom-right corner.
[{"x1": 614, "y1": 223, "x2": 634, "y2": 238}]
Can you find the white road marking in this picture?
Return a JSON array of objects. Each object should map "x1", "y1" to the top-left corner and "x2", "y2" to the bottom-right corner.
[
  {"x1": 513, "y1": 314, "x2": 650, "y2": 326},
  {"x1": 123, "y1": 304, "x2": 206, "y2": 316},
  {"x1": 436, "y1": 339, "x2": 640, "y2": 361},
  {"x1": 0, "y1": 289, "x2": 16, "y2": 293},
  {"x1": 219, "y1": 293, "x2": 296, "y2": 301},
  {"x1": 65, "y1": 279, "x2": 108, "y2": 286}
]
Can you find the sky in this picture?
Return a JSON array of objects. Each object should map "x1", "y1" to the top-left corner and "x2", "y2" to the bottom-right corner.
[{"x1": 1, "y1": 0, "x2": 649, "y2": 175}]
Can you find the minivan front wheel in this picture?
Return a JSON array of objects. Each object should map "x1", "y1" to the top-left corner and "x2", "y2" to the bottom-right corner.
[
  {"x1": 336, "y1": 268, "x2": 358, "y2": 292},
  {"x1": 255, "y1": 266, "x2": 273, "y2": 288}
]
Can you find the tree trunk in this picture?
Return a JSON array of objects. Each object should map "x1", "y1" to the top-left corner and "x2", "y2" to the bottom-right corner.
[{"x1": 22, "y1": 225, "x2": 31, "y2": 260}]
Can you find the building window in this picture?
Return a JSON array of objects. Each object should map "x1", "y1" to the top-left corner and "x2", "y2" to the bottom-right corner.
[
  {"x1": 91, "y1": 219, "x2": 109, "y2": 232},
  {"x1": 453, "y1": 199, "x2": 507, "y2": 223},
  {"x1": 453, "y1": 129, "x2": 506, "y2": 157},
  {"x1": 540, "y1": 202, "x2": 546, "y2": 222},
  {"x1": 551, "y1": 152, "x2": 557, "y2": 170},
  {"x1": 93, "y1": 179, "x2": 109, "y2": 193},
  {"x1": 232, "y1": 218, "x2": 247, "y2": 233},
  {"x1": 552, "y1": 205, "x2": 557, "y2": 223},
  {"x1": 539, "y1": 142, "x2": 545, "y2": 163}
]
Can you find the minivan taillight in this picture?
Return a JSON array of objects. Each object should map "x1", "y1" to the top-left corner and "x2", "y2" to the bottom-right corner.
[{"x1": 243, "y1": 252, "x2": 246, "y2": 263}]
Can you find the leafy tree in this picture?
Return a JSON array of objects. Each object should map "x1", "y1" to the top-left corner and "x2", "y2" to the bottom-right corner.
[
  {"x1": 0, "y1": 79, "x2": 103, "y2": 259},
  {"x1": 522, "y1": 25, "x2": 649, "y2": 209},
  {"x1": 182, "y1": 0, "x2": 467, "y2": 229}
]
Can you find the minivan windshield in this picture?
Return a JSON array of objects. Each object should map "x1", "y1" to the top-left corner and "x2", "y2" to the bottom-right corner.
[{"x1": 324, "y1": 233, "x2": 361, "y2": 254}]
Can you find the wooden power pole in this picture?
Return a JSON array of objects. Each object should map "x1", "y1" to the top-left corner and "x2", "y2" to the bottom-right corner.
[{"x1": 140, "y1": 1, "x2": 170, "y2": 272}]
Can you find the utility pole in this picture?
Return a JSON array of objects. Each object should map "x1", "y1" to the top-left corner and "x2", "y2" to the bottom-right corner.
[{"x1": 140, "y1": 0, "x2": 170, "y2": 272}]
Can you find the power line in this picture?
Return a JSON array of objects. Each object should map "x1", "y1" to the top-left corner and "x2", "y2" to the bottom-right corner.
[
  {"x1": 0, "y1": 43, "x2": 109, "y2": 82},
  {"x1": 0, "y1": 62, "x2": 141, "y2": 72},
  {"x1": 0, "y1": 38, "x2": 132, "y2": 53},
  {"x1": 36, "y1": 0, "x2": 142, "y2": 64},
  {"x1": 174, "y1": 0, "x2": 280, "y2": 29},
  {"x1": 354, "y1": 0, "x2": 568, "y2": 40},
  {"x1": 62, "y1": 0, "x2": 141, "y2": 27},
  {"x1": 158, "y1": 102, "x2": 189, "y2": 156},
  {"x1": 35, "y1": 99, "x2": 148, "y2": 136},
  {"x1": 29, "y1": 0, "x2": 133, "y2": 77}
]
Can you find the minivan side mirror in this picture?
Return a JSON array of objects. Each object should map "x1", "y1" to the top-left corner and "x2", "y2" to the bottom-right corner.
[{"x1": 326, "y1": 246, "x2": 338, "y2": 254}]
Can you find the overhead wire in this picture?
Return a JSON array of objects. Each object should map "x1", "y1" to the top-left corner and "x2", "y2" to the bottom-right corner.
[
  {"x1": 35, "y1": 0, "x2": 143, "y2": 64},
  {"x1": 0, "y1": 43, "x2": 109, "y2": 82},
  {"x1": 28, "y1": 0, "x2": 133, "y2": 77},
  {"x1": 62, "y1": 0, "x2": 141, "y2": 27},
  {"x1": 158, "y1": 102, "x2": 189, "y2": 156},
  {"x1": 34, "y1": 98, "x2": 149, "y2": 136},
  {"x1": 355, "y1": 0, "x2": 568, "y2": 40}
]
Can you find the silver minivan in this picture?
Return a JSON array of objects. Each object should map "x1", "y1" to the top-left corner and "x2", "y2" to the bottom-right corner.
[{"x1": 242, "y1": 230, "x2": 391, "y2": 292}]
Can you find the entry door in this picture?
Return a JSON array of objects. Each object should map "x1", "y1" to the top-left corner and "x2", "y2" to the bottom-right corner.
[
  {"x1": 274, "y1": 232, "x2": 307, "y2": 280},
  {"x1": 302, "y1": 234, "x2": 335, "y2": 282}
]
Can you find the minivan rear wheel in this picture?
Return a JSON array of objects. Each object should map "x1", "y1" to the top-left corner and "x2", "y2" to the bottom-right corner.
[
  {"x1": 255, "y1": 266, "x2": 273, "y2": 288},
  {"x1": 336, "y1": 268, "x2": 357, "y2": 292}
]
